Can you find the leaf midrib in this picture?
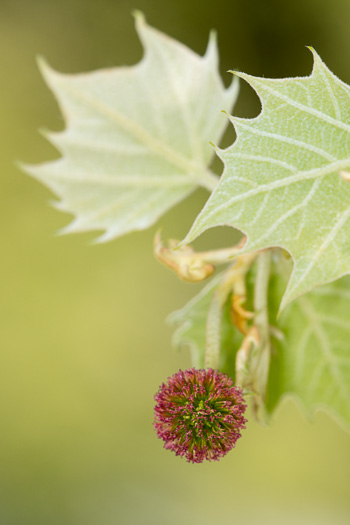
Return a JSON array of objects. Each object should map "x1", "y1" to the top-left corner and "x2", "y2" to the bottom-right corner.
[
  {"x1": 53, "y1": 78, "x2": 218, "y2": 190},
  {"x1": 38, "y1": 172, "x2": 195, "y2": 188},
  {"x1": 205, "y1": 157, "x2": 350, "y2": 219}
]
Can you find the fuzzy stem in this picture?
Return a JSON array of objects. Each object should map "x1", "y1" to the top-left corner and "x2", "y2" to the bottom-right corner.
[
  {"x1": 252, "y1": 250, "x2": 271, "y2": 412},
  {"x1": 189, "y1": 244, "x2": 244, "y2": 264},
  {"x1": 254, "y1": 251, "x2": 271, "y2": 338},
  {"x1": 205, "y1": 291, "x2": 223, "y2": 369},
  {"x1": 204, "y1": 252, "x2": 257, "y2": 370}
]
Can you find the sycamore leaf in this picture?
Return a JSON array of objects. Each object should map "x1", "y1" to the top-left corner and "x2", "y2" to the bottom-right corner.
[
  {"x1": 267, "y1": 274, "x2": 350, "y2": 430},
  {"x1": 168, "y1": 274, "x2": 242, "y2": 377},
  {"x1": 24, "y1": 13, "x2": 238, "y2": 242},
  {"x1": 184, "y1": 49, "x2": 350, "y2": 308}
]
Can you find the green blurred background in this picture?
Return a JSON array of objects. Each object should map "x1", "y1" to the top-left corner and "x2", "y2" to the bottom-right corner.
[{"x1": 1, "y1": 0, "x2": 350, "y2": 523}]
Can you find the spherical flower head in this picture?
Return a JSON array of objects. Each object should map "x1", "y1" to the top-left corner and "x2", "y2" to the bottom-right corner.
[{"x1": 154, "y1": 368, "x2": 247, "y2": 463}]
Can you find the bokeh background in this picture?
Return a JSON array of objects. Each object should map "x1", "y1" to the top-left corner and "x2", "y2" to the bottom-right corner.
[{"x1": 1, "y1": 0, "x2": 350, "y2": 523}]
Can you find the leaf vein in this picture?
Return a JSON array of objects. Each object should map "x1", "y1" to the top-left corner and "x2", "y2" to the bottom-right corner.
[
  {"x1": 298, "y1": 297, "x2": 349, "y2": 402},
  {"x1": 203, "y1": 159, "x2": 350, "y2": 223},
  {"x1": 296, "y1": 206, "x2": 350, "y2": 288},
  {"x1": 232, "y1": 119, "x2": 337, "y2": 162},
  {"x1": 255, "y1": 79, "x2": 350, "y2": 133}
]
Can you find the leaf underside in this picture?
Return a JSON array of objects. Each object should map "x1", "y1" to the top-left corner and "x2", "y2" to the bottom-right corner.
[
  {"x1": 184, "y1": 50, "x2": 350, "y2": 308},
  {"x1": 24, "y1": 13, "x2": 238, "y2": 242}
]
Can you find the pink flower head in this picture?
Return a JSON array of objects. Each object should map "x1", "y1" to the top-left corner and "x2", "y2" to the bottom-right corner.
[{"x1": 154, "y1": 368, "x2": 247, "y2": 463}]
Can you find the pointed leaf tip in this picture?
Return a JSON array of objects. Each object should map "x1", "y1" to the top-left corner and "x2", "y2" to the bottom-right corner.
[
  {"x1": 27, "y1": 17, "x2": 238, "y2": 242},
  {"x1": 36, "y1": 55, "x2": 56, "y2": 77},
  {"x1": 132, "y1": 10, "x2": 146, "y2": 24},
  {"x1": 204, "y1": 30, "x2": 219, "y2": 67},
  {"x1": 228, "y1": 69, "x2": 247, "y2": 79}
]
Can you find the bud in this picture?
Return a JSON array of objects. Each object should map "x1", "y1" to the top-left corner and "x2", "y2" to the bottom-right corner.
[{"x1": 154, "y1": 368, "x2": 247, "y2": 463}]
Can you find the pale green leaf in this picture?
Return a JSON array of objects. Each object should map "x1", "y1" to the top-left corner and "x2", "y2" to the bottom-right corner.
[
  {"x1": 267, "y1": 272, "x2": 350, "y2": 430},
  {"x1": 184, "y1": 50, "x2": 350, "y2": 308},
  {"x1": 168, "y1": 273, "x2": 242, "y2": 376},
  {"x1": 24, "y1": 13, "x2": 238, "y2": 242}
]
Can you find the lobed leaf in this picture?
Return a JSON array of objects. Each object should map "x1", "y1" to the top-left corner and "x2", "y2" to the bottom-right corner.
[
  {"x1": 268, "y1": 273, "x2": 350, "y2": 430},
  {"x1": 24, "y1": 13, "x2": 238, "y2": 242},
  {"x1": 184, "y1": 50, "x2": 350, "y2": 308}
]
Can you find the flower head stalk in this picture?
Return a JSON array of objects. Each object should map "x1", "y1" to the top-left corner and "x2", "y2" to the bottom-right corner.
[{"x1": 154, "y1": 368, "x2": 247, "y2": 463}]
